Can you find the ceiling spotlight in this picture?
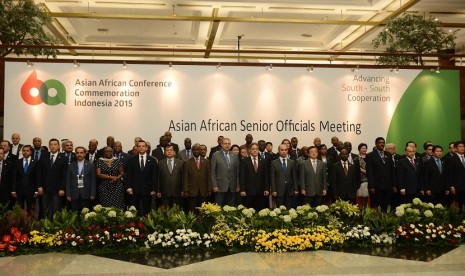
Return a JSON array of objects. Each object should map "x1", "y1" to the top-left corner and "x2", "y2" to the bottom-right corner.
[
  {"x1": 395, "y1": 67, "x2": 399, "y2": 73},
  {"x1": 435, "y1": 67, "x2": 440, "y2": 73},
  {"x1": 306, "y1": 66, "x2": 314, "y2": 72},
  {"x1": 351, "y1": 65, "x2": 359, "y2": 72},
  {"x1": 216, "y1": 63, "x2": 222, "y2": 70},
  {"x1": 431, "y1": 67, "x2": 440, "y2": 73},
  {"x1": 122, "y1": 61, "x2": 127, "y2": 69},
  {"x1": 73, "y1": 60, "x2": 80, "y2": 67},
  {"x1": 169, "y1": 62, "x2": 173, "y2": 69},
  {"x1": 266, "y1": 64, "x2": 273, "y2": 71},
  {"x1": 26, "y1": 60, "x2": 34, "y2": 68}
]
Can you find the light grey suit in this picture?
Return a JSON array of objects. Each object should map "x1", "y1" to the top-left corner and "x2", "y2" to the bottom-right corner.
[
  {"x1": 300, "y1": 158, "x2": 327, "y2": 206},
  {"x1": 210, "y1": 150, "x2": 240, "y2": 206}
]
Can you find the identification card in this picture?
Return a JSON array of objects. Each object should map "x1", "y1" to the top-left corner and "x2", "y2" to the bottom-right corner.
[{"x1": 77, "y1": 178, "x2": 84, "y2": 188}]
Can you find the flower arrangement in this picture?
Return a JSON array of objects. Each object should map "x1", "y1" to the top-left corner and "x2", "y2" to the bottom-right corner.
[
  {"x1": 0, "y1": 227, "x2": 28, "y2": 253},
  {"x1": 145, "y1": 229, "x2": 214, "y2": 250}
]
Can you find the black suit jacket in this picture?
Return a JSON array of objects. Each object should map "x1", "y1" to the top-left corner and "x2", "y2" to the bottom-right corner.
[
  {"x1": 126, "y1": 154, "x2": 158, "y2": 195},
  {"x1": 240, "y1": 156, "x2": 269, "y2": 196},
  {"x1": 4, "y1": 153, "x2": 17, "y2": 164},
  {"x1": 366, "y1": 150, "x2": 395, "y2": 190},
  {"x1": 208, "y1": 145, "x2": 222, "y2": 160},
  {"x1": 327, "y1": 146, "x2": 339, "y2": 159},
  {"x1": 40, "y1": 152, "x2": 68, "y2": 194},
  {"x1": 330, "y1": 161, "x2": 359, "y2": 199},
  {"x1": 424, "y1": 158, "x2": 448, "y2": 194},
  {"x1": 151, "y1": 146, "x2": 165, "y2": 161},
  {"x1": 448, "y1": 154, "x2": 465, "y2": 192},
  {"x1": 0, "y1": 160, "x2": 14, "y2": 204},
  {"x1": 270, "y1": 158, "x2": 298, "y2": 196},
  {"x1": 12, "y1": 158, "x2": 41, "y2": 197},
  {"x1": 397, "y1": 157, "x2": 422, "y2": 194}
]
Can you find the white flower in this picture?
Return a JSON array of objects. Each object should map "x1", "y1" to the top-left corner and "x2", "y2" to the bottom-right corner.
[
  {"x1": 435, "y1": 204, "x2": 444, "y2": 209},
  {"x1": 223, "y1": 205, "x2": 237, "y2": 212},
  {"x1": 316, "y1": 205, "x2": 329, "y2": 213},
  {"x1": 282, "y1": 215, "x2": 291, "y2": 223},
  {"x1": 71, "y1": 241, "x2": 77, "y2": 246},
  {"x1": 279, "y1": 205, "x2": 287, "y2": 211},
  {"x1": 107, "y1": 210, "x2": 117, "y2": 217},
  {"x1": 242, "y1": 209, "x2": 253, "y2": 218},
  {"x1": 412, "y1": 198, "x2": 422, "y2": 205},
  {"x1": 84, "y1": 212, "x2": 96, "y2": 220},
  {"x1": 427, "y1": 203, "x2": 435, "y2": 208},
  {"x1": 274, "y1": 208, "x2": 281, "y2": 214},
  {"x1": 237, "y1": 204, "x2": 245, "y2": 210},
  {"x1": 258, "y1": 208, "x2": 270, "y2": 217},
  {"x1": 395, "y1": 210, "x2": 405, "y2": 217},
  {"x1": 289, "y1": 209, "x2": 298, "y2": 219},
  {"x1": 81, "y1": 207, "x2": 89, "y2": 214},
  {"x1": 93, "y1": 204, "x2": 103, "y2": 212},
  {"x1": 424, "y1": 210, "x2": 433, "y2": 218},
  {"x1": 406, "y1": 208, "x2": 413, "y2": 213},
  {"x1": 269, "y1": 211, "x2": 277, "y2": 217},
  {"x1": 129, "y1": 206, "x2": 137, "y2": 211},
  {"x1": 307, "y1": 212, "x2": 318, "y2": 219},
  {"x1": 413, "y1": 209, "x2": 420, "y2": 215},
  {"x1": 124, "y1": 211, "x2": 134, "y2": 218}
]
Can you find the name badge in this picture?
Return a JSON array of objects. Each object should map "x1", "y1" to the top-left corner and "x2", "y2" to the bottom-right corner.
[{"x1": 77, "y1": 175, "x2": 84, "y2": 188}]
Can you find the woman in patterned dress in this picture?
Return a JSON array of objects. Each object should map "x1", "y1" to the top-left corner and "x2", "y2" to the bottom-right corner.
[{"x1": 96, "y1": 147, "x2": 125, "y2": 209}]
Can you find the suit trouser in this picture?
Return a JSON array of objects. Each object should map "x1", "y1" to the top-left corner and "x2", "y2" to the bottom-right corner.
[
  {"x1": 455, "y1": 190, "x2": 465, "y2": 210},
  {"x1": 428, "y1": 193, "x2": 446, "y2": 205},
  {"x1": 130, "y1": 194, "x2": 152, "y2": 216},
  {"x1": 161, "y1": 197, "x2": 180, "y2": 208},
  {"x1": 304, "y1": 195, "x2": 322, "y2": 207},
  {"x1": 371, "y1": 189, "x2": 392, "y2": 211},
  {"x1": 215, "y1": 189, "x2": 235, "y2": 207},
  {"x1": 17, "y1": 194, "x2": 35, "y2": 213},
  {"x1": 42, "y1": 193, "x2": 64, "y2": 219},
  {"x1": 187, "y1": 196, "x2": 208, "y2": 212},
  {"x1": 276, "y1": 195, "x2": 293, "y2": 209},
  {"x1": 245, "y1": 195, "x2": 267, "y2": 211},
  {"x1": 70, "y1": 198, "x2": 91, "y2": 213}
]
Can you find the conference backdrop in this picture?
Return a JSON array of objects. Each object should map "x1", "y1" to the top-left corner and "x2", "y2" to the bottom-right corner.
[{"x1": 4, "y1": 61, "x2": 460, "y2": 153}]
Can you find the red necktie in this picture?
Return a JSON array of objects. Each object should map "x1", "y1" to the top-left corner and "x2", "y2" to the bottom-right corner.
[
  {"x1": 196, "y1": 158, "x2": 200, "y2": 169},
  {"x1": 343, "y1": 162, "x2": 348, "y2": 175},
  {"x1": 253, "y1": 157, "x2": 258, "y2": 172}
]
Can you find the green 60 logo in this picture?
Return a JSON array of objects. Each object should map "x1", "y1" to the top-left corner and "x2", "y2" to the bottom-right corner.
[{"x1": 21, "y1": 71, "x2": 66, "y2": 105}]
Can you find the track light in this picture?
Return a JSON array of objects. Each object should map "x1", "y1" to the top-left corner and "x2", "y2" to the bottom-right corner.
[
  {"x1": 169, "y1": 62, "x2": 173, "y2": 69},
  {"x1": 26, "y1": 60, "x2": 34, "y2": 68},
  {"x1": 395, "y1": 67, "x2": 399, "y2": 73},
  {"x1": 73, "y1": 60, "x2": 80, "y2": 67},
  {"x1": 306, "y1": 66, "x2": 314, "y2": 72},
  {"x1": 266, "y1": 64, "x2": 273, "y2": 71},
  {"x1": 216, "y1": 63, "x2": 222, "y2": 70},
  {"x1": 390, "y1": 67, "x2": 399, "y2": 73},
  {"x1": 122, "y1": 61, "x2": 127, "y2": 69},
  {"x1": 430, "y1": 67, "x2": 440, "y2": 73},
  {"x1": 351, "y1": 65, "x2": 359, "y2": 72}
]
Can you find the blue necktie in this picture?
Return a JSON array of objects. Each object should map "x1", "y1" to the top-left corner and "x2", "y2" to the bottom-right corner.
[
  {"x1": 282, "y1": 158, "x2": 287, "y2": 173},
  {"x1": 24, "y1": 158, "x2": 29, "y2": 173},
  {"x1": 436, "y1": 159, "x2": 442, "y2": 174},
  {"x1": 225, "y1": 152, "x2": 230, "y2": 168}
]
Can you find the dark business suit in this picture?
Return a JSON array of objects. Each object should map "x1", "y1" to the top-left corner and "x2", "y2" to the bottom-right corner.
[
  {"x1": 177, "y1": 149, "x2": 192, "y2": 161},
  {"x1": 327, "y1": 146, "x2": 339, "y2": 159},
  {"x1": 183, "y1": 157, "x2": 211, "y2": 212},
  {"x1": 85, "y1": 152, "x2": 98, "y2": 165},
  {"x1": 240, "y1": 156, "x2": 269, "y2": 210},
  {"x1": 397, "y1": 157, "x2": 423, "y2": 203},
  {"x1": 151, "y1": 146, "x2": 165, "y2": 161},
  {"x1": 330, "y1": 161, "x2": 359, "y2": 204},
  {"x1": 366, "y1": 149, "x2": 395, "y2": 211},
  {"x1": 270, "y1": 157, "x2": 297, "y2": 209},
  {"x1": 13, "y1": 157, "x2": 41, "y2": 213},
  {"x1": 4, "y1": 152, "x2": 17, "y2": 164},
  {"x1": 0, "y1": 160, "x2": 14, "y2": 209},
  {"x1": 300, "y1": 158, "x2": 327, "y2": 207},
  {"x1": 158, "y1": 158, "x2": 183, "y2": 207},
  {"x1": 40, "y1": 152, "x2": 67, "y2": 218},
  {"x1": 424, "y1": 157, "x2": 448, "y2": 205},
  {"x1": 211, "y1": 150, "x2": 240, "y2": 206},
  {"x1": 65, "y1": 160, "x2": 96, "y2": 212},
  {"x1": 62, "y1": 152, "x2": 77, "y2": 165},
  {"x1": 448, "y1": 154, "x2": 465, "y2": 209},
  {"x1": 126, "y1": 154, "x2": 158, "y2": 215},
  {"x1": 209, "y1": 145, "x2": 222, "y2": 160}
]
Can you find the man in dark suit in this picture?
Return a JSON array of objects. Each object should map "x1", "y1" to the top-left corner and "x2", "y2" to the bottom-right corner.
[
  {"x1": 366, "y1": 137, "x2": 396, "y2": 211},
  {"x1": 290, "y1": 137, "x2": 301, "y2": 159},
  {"x1": 96, "y1": 136, "x2": 115, "y2": 160},
  {"x1": 0, "y1": 148, "x2": 14, "y2": 209},
  {"x1": 183, "y1": 143, "x2": 211, "y2": 212},
  {"x1": 113, "y1": 141, "x2": 131, "y2": 170},
  {"x1": 397, "y1": 146, "x2": 423, "y2": 204},
  {"x1": 164, "y1": 131, "x2": 179, "y2": 154},
  {"x1": 270, "y1": 144, "x2": 298, "y2": 209},
  {"x1": 330, "y1": 149, "x2": 359, "y2": 204},
  {"x1": 240, "y1": 142, "x2": 269, "y2": 210},
  {"x1": 327, "y1": 136, "x2": 340, "y2": 159},
  {"x1": 41, "y1": 138, "x2": 67, "y2": 219},
  {"x1": 11, "y1": 133, "x2": 23, "y2": 158},
  {"x1": 1, "y1": 140, "x2": 17, "y2": 164},
  {"x1": 241, "y1": 134, "x2": 253, "y2": 150},
  {"x1": 424, "y1": 145, "x2": 449, "y2": 205},
  {"x1": 177, "y1": 138, "x2": 192, "y2": 161},
  {"x1": 152, "y1": 136, "x2": 168, "y2": 161},
  {"x1": 31, "y1": 137, "x2": 47, "y2": 161},
  {"x1": 211, "y1": 137, "x2": 240, "y2": 207},
  {"x1": 157, "y1": 145, "x2": 183, "y2": 208},
  {"x1": 300, "y1": 146, "x2": 327, "y2": 207},
  {"x1": 62, "y1": 140, "x2": 76, "y2": 165},
  {"x1": 65, "y1": 146, "x2": 96, "y2": 212},
  {"x1": 126, "y1": 140, "x2": 158, "y2": 215},
  {"x1": 209, "y1": 135, "x2": 223, "y2": 160},
  {"x1": 11, "y1": 145, "x2": 42, "y2": 213},
  {"x1": 128, "y1": 137, "x2": 142, "y2": 155},
  {"x1": 448, "y1": 141, "x2": 465, "y2": 210},
  {"x1": 85, "y1": 139, "x2": 99, "y2": 165}
]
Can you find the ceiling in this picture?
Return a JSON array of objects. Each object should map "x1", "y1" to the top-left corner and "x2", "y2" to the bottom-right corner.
[{"x1": 26, "y1": 0, "x2": 465, "y2": 64}]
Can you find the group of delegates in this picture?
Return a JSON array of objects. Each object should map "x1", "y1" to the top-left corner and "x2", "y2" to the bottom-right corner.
[{"x1": 0, "y1": 131, "x2": 462, "y2": 218}]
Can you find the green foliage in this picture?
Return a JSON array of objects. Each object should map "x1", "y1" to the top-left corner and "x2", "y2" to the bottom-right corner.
[
  {"x1": 362, "y1": 207, "x2": 400, "y2": 234},
  {"x1": 372, "y1": 14, "x2": 457, "y2": 65},
  {"x1": 143, "y1": 205, "x2": 198, "y2": 232},
  {"x1": 0, "y1": 204, "x2": 34, "y2": 234},
  {"x1": 0, "y1": 0, "x2": 60, "y2": 57}
]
